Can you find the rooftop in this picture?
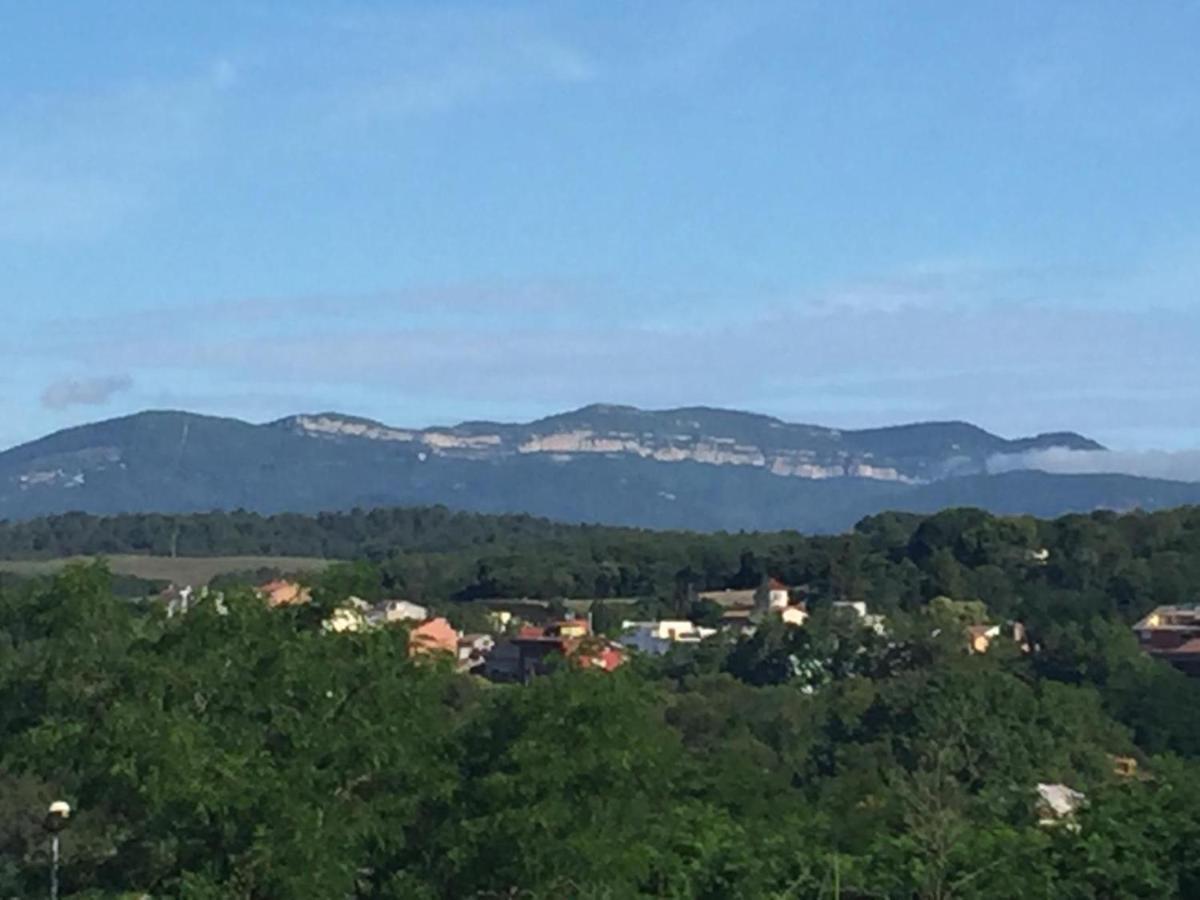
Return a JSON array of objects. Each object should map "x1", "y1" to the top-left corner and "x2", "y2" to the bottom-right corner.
[{"x1": 1134, "y1": 605, "x2": 1200, "y2": 631}]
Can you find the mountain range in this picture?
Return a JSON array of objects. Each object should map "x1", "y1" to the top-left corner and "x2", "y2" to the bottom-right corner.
[{"x1": 2, "y1": 404, "x2": 1197, "y2": 532}]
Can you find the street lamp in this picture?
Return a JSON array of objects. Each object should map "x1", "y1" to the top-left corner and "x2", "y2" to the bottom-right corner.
[{"x1": 43, "y1": 801, "x2": 70, "y2": 900}]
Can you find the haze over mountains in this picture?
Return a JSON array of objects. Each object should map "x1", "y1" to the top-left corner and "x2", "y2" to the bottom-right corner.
[{"x1": 2, "y1": 404, "x2": 1197, "y2": 532}]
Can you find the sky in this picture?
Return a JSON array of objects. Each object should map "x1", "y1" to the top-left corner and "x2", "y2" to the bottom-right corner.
[{"x1": 3, "y1": 1, "x2": 1200, "y2": 458}]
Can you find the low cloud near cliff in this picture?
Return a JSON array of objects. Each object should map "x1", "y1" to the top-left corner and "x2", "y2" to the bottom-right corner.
[{"x1": 988, "y1": 447, "x2": 1200, "y2": 483}]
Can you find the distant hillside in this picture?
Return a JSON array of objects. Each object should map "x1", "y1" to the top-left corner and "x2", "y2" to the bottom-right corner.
[{"x1": 0, "y1": 404, "x2": 1187, "y2": 532}]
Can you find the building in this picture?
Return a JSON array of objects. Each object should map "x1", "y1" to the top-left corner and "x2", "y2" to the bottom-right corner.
[
  {"x1": 698, "y1": 588, "x2": 758, "y2": 609},
  {"x1": 458, "y1": 633, "x2": 496, "y2": 673},
  {"x1": 966, "y1": 621, "x2": 1029, "y2": 655},
  {"x1": 368, "y1": 599, "x2": 429, "y2": 626},
  {"x1": 1111, "y1": 755, "x2": 1139, "y2": 778},
  {"x1": 322, "y1": 597, "x2": 373, "y2": 633},
  {"x1": 778, "y1": 605, "x2": 809, "y2": 627},
  {"x1": 483, "y1": 640, "x2": 524, "y2": 681},
  {"x1": 1133, "y1": 605, "x2": 1200, "y2": 675},
  {"x1": 160, "y1": 584, "x2": 227, "y2": 618},
  {"x1": 160, "y1": 583, "x2": 194, "y2": 617},
  {"x1": 718, "y1": 607, "x2": 757, "y2": 633},
  {"x1": 751, "y1": 577, "x2": 811, "y2": 628},
  {"x1": 408, "y1": 617, "x2": 459, "y2": 658},
  {"x1": 1036, "y1": 783, "x2": 1085, "y2": 829},
  {"x1": 554, "y1": 618, "x2": 590, "y2": 638},
  {"x1": 576, "y1": 641, "x2": 626, "y2": 672},
  {"x1": 755, "y1": 577, "x2": 792, "y2": 612},
  {"x1": 619, "y1": 620, "x2": 718, "y2": 655},
  {"x1": 258, "y1": 579, "x2": 311, "y2": 608},
  {"x1": 967, "y1": 624, "x2": 1000, "y2": 654},
  {"x1": 485, "y1": 620, "x2": 625, "y2": 682},
  {"x1": 486, "y1": 609, "x2": 514, "y2": 631}
]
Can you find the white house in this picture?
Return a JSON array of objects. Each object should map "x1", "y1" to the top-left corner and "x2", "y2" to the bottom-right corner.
[
  {"x1": 368, "y1": 599, "x2": 430, "y2": 626},
  {"x1": 619, "y1": 620, "x2": 718, "y2": 655},
  {"x1": 778, "y1": 606, "x2": 809, "y2": 627},
  {"x1": 458, "y1": 633, "x2": 496, "y2": 672},
  {"x1": 163, "y1": 584, "x2": 194, "y2": 618},
  {"x1": 1036, "y1": 783, "x2": 1085, "y2": 829},
  {"x1": 322, "y1": 597, "x2": 373, "y2": 634}
]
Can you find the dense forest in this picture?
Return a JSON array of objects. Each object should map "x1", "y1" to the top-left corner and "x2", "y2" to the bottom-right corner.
[
  {"x1": 4, "y1": 507, "x2": 1200, "y2": 896},
  {"x1": 5, "y1": 505, "x2": 1200, "y2": 629}
]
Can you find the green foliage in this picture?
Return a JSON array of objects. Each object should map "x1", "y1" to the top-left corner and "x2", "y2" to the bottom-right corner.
[
  {"x1": 5, "y1": 506, "x2": 1200, "y2": 895},
  {"x1": 588, "y1": 599, "x2": 623, "y2": 637}
]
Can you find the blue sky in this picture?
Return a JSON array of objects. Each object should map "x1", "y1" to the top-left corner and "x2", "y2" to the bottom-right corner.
[{"x1": 3, "y1": 1, "x2": 1199, "y2": 453}]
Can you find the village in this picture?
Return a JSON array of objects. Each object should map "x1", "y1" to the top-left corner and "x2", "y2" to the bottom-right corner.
[
  {"x1": 161, "y1": 575, "x2": 910, "y2": 682},
  {"x1": 152, "y1": 570, "x2": 1163, "y2": 832},
  {"x1": 162, "y1": 572, "x2": 1200, "y2": 687}
]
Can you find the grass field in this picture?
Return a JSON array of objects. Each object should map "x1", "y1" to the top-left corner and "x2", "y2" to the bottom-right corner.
[{"x1": 0, "y1": 555, "x2": 334, "y2": 586}]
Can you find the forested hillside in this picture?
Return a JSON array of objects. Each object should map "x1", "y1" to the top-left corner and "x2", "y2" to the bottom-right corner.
[
  {"x1": 4, "y1": 513, "x2": 1200, "y2": 896},
  {"x1": 4, "y1": 506, "x2": 1200, "y2": 632}
]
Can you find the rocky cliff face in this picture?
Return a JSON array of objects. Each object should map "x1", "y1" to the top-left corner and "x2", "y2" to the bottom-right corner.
[{"x1": 277, "y1": 405, "x2": 1100, "y2": 485}]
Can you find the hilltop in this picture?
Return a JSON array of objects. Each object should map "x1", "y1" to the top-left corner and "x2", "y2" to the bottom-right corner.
[{"x1": 0, "y1": 404, "x2": 1188, "y2": 531}]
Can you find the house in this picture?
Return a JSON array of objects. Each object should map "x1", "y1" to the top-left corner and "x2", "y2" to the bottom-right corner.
[
  {"x1": 160, "y1": 584, "x2": 226, "y2": 618},
  {"x1": 408, "y1": 617, "x2": 459, "y2": 658},
  {"x1": 258, "y1": 579, "x2": 311, "y2": 608},
  {"x1": 554, "y1": 618, "x2": 591, "y2": 638},
  {"x1": 1036, "y1": 783, "x2": 1085, "y2": 829},
  {"x1": 777, "y1": 605, "x2": 809, "y2": 627},
  {"x1": 1111, "y1": 755, "x2": 1139, "y2": 778},
  {"x1": 751, "y1": 577, "x2": 812, "y2": 628},
  {"x1": 718, "y1": 607, "x2": 757, "y2": 633},
  {"x1": 322, "y1": 597, "x2": 373, "y2": 634},
  {"x1": 698, "y1": 588, "x2": 758, "y2": 609},
  {"x1": 486, "y1": 620, "x2": 625, "y2": 682},
  {"x1": 619, "y1": 620, "x2": 718, "y2": 656},
  {"x1": 160, "y1": 583, "x2": 194, "y2": 617},
  {"x1": 368, "y1": 599, "x2": 429, "y2": 626},
  {"x1": 755, "y1": 577, "x2": 792, "y2": 612},
  {"x1": 458, "y1": 633, "x2": 496, "y2": 672},
  {"x1": 575, "y1": 640, "x2": 626, "y2": 672},
  {"x1": 966, "y1": 621, "x2": 1029, "y2": 654},
  {"x1": 482, "y1": 640, "x2": 524, "y2": 681},
  {"x1": 967, "y1": 624, "x2": 1000, "y2": 654},
  {"x1": 486, "y1": 609, "x2": 514, "y2": 632},
  {"x1": 1132, "y1": 605, "x2": 1200, "y2": 675}
]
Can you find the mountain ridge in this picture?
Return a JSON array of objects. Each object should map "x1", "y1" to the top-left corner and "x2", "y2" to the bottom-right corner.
[{"x1": 0, "y1": 405, "x2": 1158, "y2": 532}]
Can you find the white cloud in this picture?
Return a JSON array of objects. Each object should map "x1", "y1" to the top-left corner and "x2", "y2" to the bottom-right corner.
[
  {"x1": 988, "y1": 447, "x2": 1200, "y2": 483},
  {"x1": 41, "y1": 375, "x2": 133, "y2": 410}
]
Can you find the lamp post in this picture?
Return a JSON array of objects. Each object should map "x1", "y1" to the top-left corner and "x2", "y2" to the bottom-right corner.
[{"x1": 43, "y1": 801, "x2": 70, "y2": 900}]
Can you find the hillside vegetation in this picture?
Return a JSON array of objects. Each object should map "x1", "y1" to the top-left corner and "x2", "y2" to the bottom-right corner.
[
  {"x1": 3, "y1": 503, "x2": 1200, "y2": 895},
  {"x1": 3, "y1": 506, "x2": 1200, "y2": 631}
]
